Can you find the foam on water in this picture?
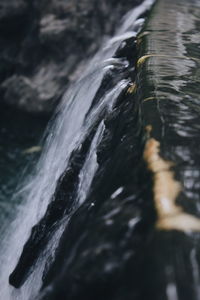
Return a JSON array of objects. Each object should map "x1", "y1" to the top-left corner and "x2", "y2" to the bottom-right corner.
[{"x1": 0, "y1": 1, "x2": 155, "y2": 299}]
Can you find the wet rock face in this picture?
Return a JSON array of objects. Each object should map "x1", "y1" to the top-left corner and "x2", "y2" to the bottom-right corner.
[
  {"x1": 0, "y1": 0, "x2": 142, "y2": 115},
  {"x1": 9, "y1": 36, "x2": 155, "y2": 300}
]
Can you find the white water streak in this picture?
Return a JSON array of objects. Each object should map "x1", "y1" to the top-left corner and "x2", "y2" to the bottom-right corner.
[
  {"x1": 77, "y1": 121, "x2": 105, "y2": 206},
  {"x1": 0, "y1": 1, "x2": 155, "y2": 299}
]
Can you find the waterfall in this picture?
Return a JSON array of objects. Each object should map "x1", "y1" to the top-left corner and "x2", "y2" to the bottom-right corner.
[{"x1": 0, "y1": 1, "x2": 155, "y2": 299}]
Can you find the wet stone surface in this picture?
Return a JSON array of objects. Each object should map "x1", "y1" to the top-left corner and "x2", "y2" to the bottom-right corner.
[
  {"x1": 5, "y1": 0, "x2": 200, "y2": 299},
  {"x1": 0, "y1": 0, "x2": 142, "y2": 115}
]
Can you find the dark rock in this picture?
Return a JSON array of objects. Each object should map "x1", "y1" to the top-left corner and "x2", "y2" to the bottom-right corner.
[
  {"x1": 0, "y1": 0, "x2": 28, "y2": 33},
  {"x1": 39, "y1": 15, "x2": 72, "y2": 43},
  {"x1": 9, "y1": 121, "x2": 102, "y2": 288},
  {"x1": 37, "y1": 83, "x2": 152, "y2": 300},
  {"x1": 0, "y1": 0, "x2": 142, "y2": 115},
  {"x1": 8, "y1": 38, "x2": 154, "y2": 300},
  {"x1": 2, "y1": 76, "x2": 39, "y2": 113}
]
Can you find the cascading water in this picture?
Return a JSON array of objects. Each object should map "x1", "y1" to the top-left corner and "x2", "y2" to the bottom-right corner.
[{"x1": 0, "y1": 1, "x2": 155, "y2": 299}]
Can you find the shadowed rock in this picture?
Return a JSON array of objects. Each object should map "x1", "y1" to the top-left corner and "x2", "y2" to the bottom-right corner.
[{"x1": 0, "y1": 0, "x2": 142, "y2": 115}]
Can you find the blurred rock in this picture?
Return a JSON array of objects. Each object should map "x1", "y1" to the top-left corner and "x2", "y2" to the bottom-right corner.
[
  {"x1": 0, "y1": 0, "x2": 28, "y2": 30},
  {"x1": 0, "y1": 0, "x2": 142, "y2": 115}
]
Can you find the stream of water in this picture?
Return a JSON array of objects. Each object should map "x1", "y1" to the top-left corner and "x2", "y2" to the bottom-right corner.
[
  {"x1": 2, "y1": 1, "x2": 200, "y2": 299},
  {"x1": 0, "y1": 1, "x2": 155, "y2": 299}
]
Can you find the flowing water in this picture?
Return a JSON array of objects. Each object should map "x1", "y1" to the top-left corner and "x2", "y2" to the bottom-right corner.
[
  {"x1": 0, "y1": 107, "x2": 48, "y2": 234},
  {"x1": 2, "y1": 0, "x2": 200, "y2": 299},
  {"x1": 0, "y1": 1, "x2": 155, "y2": 299}
]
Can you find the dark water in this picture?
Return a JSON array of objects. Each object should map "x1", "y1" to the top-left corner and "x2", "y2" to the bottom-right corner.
[
  {"x1": 1, "y1": 0, "x2": 200, "y2": 299},
  {"x1": 0, "y1": 106, "x2": 48, "y2": 228}
]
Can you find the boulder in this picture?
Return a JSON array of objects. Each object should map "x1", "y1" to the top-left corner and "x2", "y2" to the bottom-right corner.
[{"x1": 0, "y1": 0, "x2": 142, "y2": 115}]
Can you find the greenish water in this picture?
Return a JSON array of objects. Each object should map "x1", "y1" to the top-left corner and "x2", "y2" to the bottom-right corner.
[
  {"x1": 0, "y1": 106, "x2": 48, "y2": 225},
  {"x1": 1, "y1": 1, "x2": 200, "y2": 299}
]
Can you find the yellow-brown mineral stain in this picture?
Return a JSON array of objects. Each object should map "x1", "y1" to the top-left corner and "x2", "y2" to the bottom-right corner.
[
  {"x1": 145, "y1": 125, "x2": 152, "y2": 137},
  {"x1": 137, "y1": 55, "x2": 152, "y2": 67},
  {"x1": 144, "y1": 135, "x2": 200, "y2": 232},
  {"x1": 23, "y1": 146, "x2": 42, "y2": 154},
  {"x1": 143, "y1": 97, "x2": 156, "y2": 102},
  {"x1": 127, "y1": 83, "x2": 137, "y2": 94},
  {"x1": 137, "y1": 31, "x2": 150, "y2": 39},
  {"x1": 137, "y1": 31, "x2": 150, "y2": 46},
  {"x1": 137, "y1": 54, "x2": 200, "y2": 68}
]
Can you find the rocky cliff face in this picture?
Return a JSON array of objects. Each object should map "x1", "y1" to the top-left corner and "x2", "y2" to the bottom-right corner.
[{"x1": 0, "y1": 0, "x2": 141, "y2": 115}]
